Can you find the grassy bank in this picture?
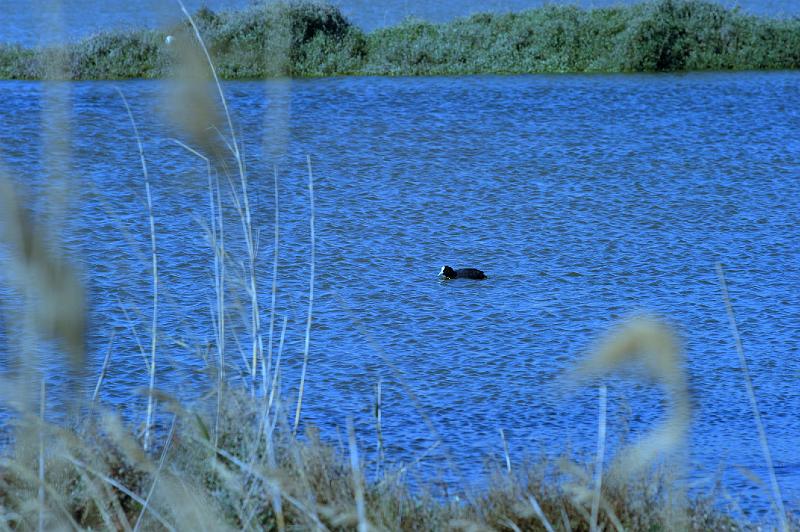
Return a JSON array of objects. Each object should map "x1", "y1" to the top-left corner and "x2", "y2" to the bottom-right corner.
[
  {"x1": 0, "y1": 389, "x2": 751, "y2": 530},
  {"x1": 1, "y1": 0, "x2": 800, "y2": 79}
]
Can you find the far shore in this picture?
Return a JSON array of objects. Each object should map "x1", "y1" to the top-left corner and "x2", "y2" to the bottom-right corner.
[{"x1": 1, "y1": 0, "x2": 800, "y2": 80}]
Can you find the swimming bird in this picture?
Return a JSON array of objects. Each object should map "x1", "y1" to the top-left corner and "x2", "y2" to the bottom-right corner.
[{"x1": 439, "y1": 265, "x2": 487, "y2": 280}]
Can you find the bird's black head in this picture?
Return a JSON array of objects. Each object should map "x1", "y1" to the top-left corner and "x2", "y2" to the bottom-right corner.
[{"x1": 439, "y1": 265, "x2": 456, "y2": 279}]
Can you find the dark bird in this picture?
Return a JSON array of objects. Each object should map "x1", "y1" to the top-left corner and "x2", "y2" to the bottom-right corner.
[{"x1": 439, "y1": 265, "x2": 487, "y2": 280}]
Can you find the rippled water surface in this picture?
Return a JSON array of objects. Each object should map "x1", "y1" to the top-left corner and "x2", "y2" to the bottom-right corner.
[{"x1": 1, "y1": 72, "x2": 799, "y2": 516}]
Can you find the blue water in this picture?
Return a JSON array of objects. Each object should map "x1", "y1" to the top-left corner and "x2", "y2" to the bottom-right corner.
[
  {"x1": 0, "y1": 72, "x2": 799, "y2": 519},
  {"x1": 0, "y1": 0, "x2": 798, "y2": 46}
]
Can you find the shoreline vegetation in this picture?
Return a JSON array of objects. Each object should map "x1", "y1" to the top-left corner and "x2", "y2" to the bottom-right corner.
[
  {"x1": 0, "y1": 0, "x2": 799, "y2": 80},
  {"x1": 0, "y1": 389, "x2": 751, "y2": 530}
]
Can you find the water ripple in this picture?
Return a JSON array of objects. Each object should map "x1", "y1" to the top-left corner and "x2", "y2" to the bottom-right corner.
[{"x1": 0, "y1": 72, "x2": 798, "y2": 512}]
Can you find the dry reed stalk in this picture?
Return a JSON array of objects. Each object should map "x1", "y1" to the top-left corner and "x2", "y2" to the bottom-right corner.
[
  {"x1": 716, "y1": 263, "x2": 788, "y2": 532},
  {"x1": 397, "y1": 440, "x2": 440, "y2": 476},
  {"x1": 133, "y1": 415, "x2": 177, "y2": 532},
  {"x1": 84, "y1": 332, "x2": 117, "y2": 431},
  {"x1": 267, "y1": 315, "x2": 288, "y2": 448},
  {"x1": 501, "y1": 517, "x2": 523, "y2": 532},
  {"x1": 239, "y1": 176, "x2": 263, "y2": 394},
  {"x1": 348, "y1": 420, "x2": 369, "y2": 532},
  {"x1": 294, "y1": 155, "x2": 316, "y2": 434},
  {"x1": 65, "y1": 455, "x2": 175, "y2": 531},
  {"x1": 268, "y1": 317, "x2": 287, "y2": 421},
  {"x1": 116, "y1": 298, "x2": 149, "y2": 378},
  {"x1": 74, "y1": 467, "x2": 117, "y2": 531},
  {"x1": 116, "y1": 88, "x2": 159, "y2": 453},
  {"x1": 236, "y1": 139, "x2": 264, "y2": 393},
  {"x1": 499, "y1": 428, "x2": 511, "y2": 474},
  {"x1": 213, "y1": 165, "x2": 226, "y2": 447},
  {"x1": 244, "y1": 388, "x2": 276, "y2": 528},
  {"x1": 590, "y1": 384, "x2": 607, "y2": 532},
  {"x1": 176, "y1": 0, "x2": 264, "y2": 392},
  {"x1": 528, "y1": 494, "x2": 555, "y2": 532},
  {"x1": 260, "y1": 314, "x2": 289, "y2": 530},
  {"x1": 269, "y1": 315, "x2": 289, "y2": 415},
  {"x1": 375, "y1": 378, "x2": 385, "y2": 475},
  {"x1": 171, "y1": 138, "x2": 227, "y2": 451},
  {"x1": 265, "y1": 166, "x2": 280, "y2": 396},
  {"x1": 37, "y1": 380, "x2": 45, "y2": 532},
  {"x1": 559, "y1": 502, "x2": 573, "y2": 531}
]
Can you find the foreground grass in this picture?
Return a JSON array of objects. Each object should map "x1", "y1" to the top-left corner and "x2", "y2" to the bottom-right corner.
[
  {"x1": 2, "y1": 0, "x2": 800, "y2": 79},
  {"x1": 0, "y1": 389, "x2": 754, "y2": 530}
]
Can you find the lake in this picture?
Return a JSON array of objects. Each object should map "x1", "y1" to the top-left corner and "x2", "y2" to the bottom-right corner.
[{"x1": 0, "y1": 72, "x2": 799, "y2": 518}]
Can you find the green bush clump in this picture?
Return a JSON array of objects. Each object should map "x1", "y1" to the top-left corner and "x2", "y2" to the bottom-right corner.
[
  {"x1": 0, "y1": 44, "x2": 40, "y2": 79},
  {"x1": 182, "y1": 2, "x2": 367, "y2": 77},
  {"x1": 65, "y1": 31, "x2": 169, "y2": 79},
  {"x1": 0, "y1": 0, "x2": 799, "y2": 79},
  {"x1": 363, "y1": 0, "x2": 800, "y2": 74},
  {"x1": 615, "y1": 0, "x2": 800, "y2": 71},
  {"x1": 363, "y1": 6, "x2": 633, "y2": 75}
]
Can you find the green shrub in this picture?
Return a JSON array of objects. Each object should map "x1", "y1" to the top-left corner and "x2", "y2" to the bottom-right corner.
[
  {"x1": 65, "y1": 31, "x2": 169, "y2": 79},
  {"x1": 616, "y1": 0, "x2": 800, "y2": 71},
  {"x1": 0, "y1": 44, "x2": 39, "y2": 79},
  {"x1": 191, "y1": 2, "x2": 367, "y2": 77},
  {"x1": 1, "y1": 0, "x2": 799, "y2": 79}
]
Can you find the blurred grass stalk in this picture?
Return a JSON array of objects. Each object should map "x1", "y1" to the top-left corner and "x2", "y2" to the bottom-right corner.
[
  {"x1": 569, "y1": 315, "x2": 690, "y2": 528},
  {"x1": 590, "y1": 383, "x2": 607, "y2": 532},
  {"x1": 0, "y1": 1, "x2": 86, "y2": 527},
  {"x1": 0, "y1": 0, "x2": 85, "y2": 436},
  {"x1": 717, "y1": 263, "x2": 788, "y2": 532}
]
